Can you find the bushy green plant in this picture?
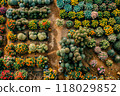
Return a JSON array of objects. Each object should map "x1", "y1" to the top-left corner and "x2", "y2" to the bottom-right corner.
[
  {"x1": 66, "y1": 20, "x2": 74, "y2": 29},
  {"x1": 14, "y1": 70, "x2": 28, "y2": 80},
  {"x1": 115, "y1": 17, "x2": 120, "y2": 24},
  {"x1": 85, "y1": 0, "x2": 93, "y2": 3},
  {"x1": 82, "y1": 20, "x2": 90, "y2": 27},
  {"x1": 95, "y1": 27, "x2": 104, "y2": 37},
  {"x1": 85, "y1": 3, "x2": 93, "y2": 10},
  {"x1": 39, "y1": 19, "x2": 51, "y2": 31},
  {"x1": 111, "y1": 9, "x2": 120, "y2": 17},
  {"x1": 115, "y1": 0, "x2": 120, "y2": 6},
  {"x1": 108, "y1": 18, "x2": 116, "y2": 26},
  {"x1": 67, "y1": 30, "x2": 76, "y2": 38},
  {"x1": 114, "y1": 41, "x2": 120, "y2": 52},
  {"x1": 94, "y1": 0, "x2": 103, "y2": 5},
  {"x1": 56, "y1": 19, "x2": 64, "y2": 27},
  {"x1": 107, "y1": 34, "x2": 116, "y2": 43},
  {"x1": 84, "y1": 10, "x2": 92, "y2": 19},
  {"x1": 93, "y1": 4, "x2": 98, "y2": 11},
  {"x1": 17, "y1": 33, "x2": 26, "y2": 41},
  {"x1": 68, "y1": 11, "x2": 76, "y2": 20},
  {"x1": 0, "y1": 15, "x2": 5, "y2": 24},
  {"x1": 36, "y1": 43, "x2": 48, "y2": 53},
  {"x1": 98, "y1": 11, "x2": 103, "y2": 19},
  {"x1": 64, "y1": 4, "x2": 72, "y2": 12},
  {"x1": 100, "y1": 3, "x2": 106, "y2": 11},
  {"x1": 117, "y1": 33, "x2": 120, "y2": 40},
  {"x1": 36, "y1": 55, "x2": 48, "y2": 68},
  {"x1": 73, "y1": 5, "x2": 80, "y2": 12},
  {"x1": 99, "y1": 18, "x2": 108, "y2": 27},
  {"x1": 76, "y1": 11, "x2": 84, "y2": 20},
  {"x1": 114, "y1": 55, "x2": 120, "y2": 63},
  {"x1": 106, "y1": 59, "x2": 113, "y2": 66},
  {"x1": 107, "y1": 49, "x2": 115, "y2": 56},
  {"x1": 87, "y1": 37, "x2": 96, "y2": 48},
  {"x1": 104, "y1": 0, "x2": 112, "y2": 4},
  {"x1": 38, "y1": 32, "x2": 47, "y2": 41},
  {"x1": 59, "y1": 9, "x2": 68, "y2": 19},
  {"x1": 29, "y1": 31, "x2": 37, "y2": 40},
  {"x1": 100, "y1": 39, "x2": 110, "y2": 49},
  {"x1": 91, "y1": 20, "x2": 98, "y2": 28},
  {"x1": 28, "y1": 20, "x2": 38, "y2": 30},
  {"x1": 74, "y1": 19, "x2": 81, "y2": 29},
  {"x1": 108, "y1": 3, "x2": 116, "y2": 11},
  {"x1": 64, "y1": 0, "x2": 71, "y2": 3},
  {"x1": 103, "y1": 11, "x2": 110, "y2": 18}
]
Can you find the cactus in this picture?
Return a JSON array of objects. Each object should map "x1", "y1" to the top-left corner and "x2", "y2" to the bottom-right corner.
[
  {"x1": 38, "y1": 32, "x2": 47, "y2": 41},
  {"x1": 17, "y1": 33, "x2": 26, "y2": 41},
  {"x1": 84, "y1": 10, "x2": 92, "y2": 19},
  {"x1": 64, "y1": 4, "x2": 72, "y2": 12},
  {"x1": 107, "y1": 34, "x2": 116, "y2": 43},
  {"x1": 36, "y1": 43, "x2": 48, "y2": 53},
  {"x1": 73, "y1": 5, "x2": 80, "y2": 12},
  {"x1": 100, "y1": 39, "x2": 110, "y2": 50},
  {"x1": 66, "y1": 20, "x2": 74, "y2": 28}
]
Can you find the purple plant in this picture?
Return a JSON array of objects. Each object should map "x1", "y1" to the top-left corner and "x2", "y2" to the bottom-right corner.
[
  {"x1": 94, "y1": 46, "x2": 101, "y2": 54},
  {"x1": 90, "y1": 60, "x2": 97, "y2": 67},
  {"x1": 91, "y1": 11, "x2": 98, "y2": 19},
  {"x1": 98, "y1": 51, "x2": 108, "y2": 61},
  {"x1": 98, "y1": 66, "x2": 105, "y2": 74},
  {"x1": 0, "y1": 7, "x2": 7, "y2": 16}
]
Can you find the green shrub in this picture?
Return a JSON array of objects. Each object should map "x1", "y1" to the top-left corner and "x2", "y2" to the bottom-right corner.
[
  {"x1": 68, "y1": 11, "x2": 76, "y2": 20},
  {"x1": 114, "y1": 41, "x2": 120, "y2": 52},
  {"x1": 82, "y1": 20, "x2": 90, "y2": 27},
  {"x1": 76, "y1": 11, "x2": 84, "y2": 20},
  {"x1": 95, "y1": 27, "x2": 104, "y2": 37},
  {"x1": 103, "y1": 11, "x2": 110, "y2": 18},
  {"x1": 98, "y1": 11, "x2": 103, "y2": 19},
  {"x1": 107, "y1": 34, "x2": 116, "y2": 43},
  {"x1": 59, "y1": 9, "x2": 68, "y2": 19},
  {"x1": 87, "y1": 37, "x2": 96, "y2": 48},
  {"x1": 108, "y1": 18, "x2": 116, "y2": 26},
  {"x1": 100, "y1": 39, "x2": 110, "y2": 49},
  {"x1": 74, "y1": 19, "x2": 81, "y2": 29},
  {"x1": 28, "y1": 20, "x2": 38, "y2": 30},
  {"x1": 100, "y1": 3, "x2": 106, "y2": 11},
  {"x1": 91, "y1": 20, "x2": 98, "y2": 28},
  {"x1": 114, "y1": 24, "x2": 120, "y2": 33},
  {"x1": 0, "y1": 15, "x2": 5, "y2": 24},
  {"x1": 107, "y1": 49, "x2": 115, "y2": 56},
  {"x1": 106, "y1": 59, "x2": 113, "y2": 66},
  {"x1": 66, "y1": 20, "x2": 74, "y2": 29}
]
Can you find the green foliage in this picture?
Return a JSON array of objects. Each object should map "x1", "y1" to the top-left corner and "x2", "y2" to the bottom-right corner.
[
  {"x1": 28, "y1": 20, "x2": 38, "y2": 30},
  {"x1": 103, "y1": 11, "x2": 110, "y2": 18},
  {"x1": 85, "y1": 3, "x2": 93, "y2": 10},
  {"x1": 95, "y1": 27, "x2": 104, "y2": 37},
  {"x1": 100, "y1": 3, "x2": 107, "y2": 11},
  {"x1": 76, "y1": 11, "x2": 84, "y2": 20},
  {"x1": 117, "y1": 33, "x2": 120, "y2": 40},
  {"x1": 82, "y1": 20, "x2": 90, "y2": 27},
  {"x1": 98, "y1": 11, "x2": 103, "y2": 19},
  {"x1": 107, "y1": 49, "x2": 115, "y2": 57},
  {"x1": 87, "y1": 37, "x2": 96, "y2": 48},
  {"x1": 84, "y1": 10, "x2": 92, "y2": 19},
  {"x1": 74, "y1": 19, "x2": 81, "y2": 29},
  {"x1": 68, "y1": 11, "x2": 76, "y2": 20},
  {"x1": 107, "y1": 34, "x2": 117, "y2": 43},
  {"x1": 114, "y1": 41, "x2": 120, "y2": 52},
  {"x1": 0, "y1": 15, "x2": 6, "y2": 24},
  {"x1": 66, "y1": 20, "x2": 74, "y2": 29},
  {"x1": 73, "y1": 5, "x2": 80, "y2": 12},
  {"x1": 108, "y1": 18, "x2": 116, "y2": 26},
  {"x1": 93, "y1": 4, "x2": 98, "y2": 11},
  {"x1": 100, "y1": 39, "x2": 110, "y2": 49},
  {"x1": 108, "y1": 3, "x2": 116, "y2": 11},
  {"x1": 99, "y1": 18, "x2": 108, "y2": 27},
  {"x1": 114, "y1": 55, "x2": 120, "y2": 63},
  {"x1": 94, "y1": 0, "x2": 103, "y2": 5},
  {"x1": 64, "y1": 4, "x2": 72, "y2": 12},
  {"x1": 59, "y1": 9, "x2": 68, "y2": 19},
  {"x1": 115, "y1": 17, "x2": 120, "y2": 24},
  {"x1": 91, "y1": 20, "x2": 98, "y2": 28}
]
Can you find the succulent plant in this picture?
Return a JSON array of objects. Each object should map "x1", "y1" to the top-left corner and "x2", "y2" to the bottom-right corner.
[
  {"x1": 85, "y1": 3, "x2": 93, "y2": 10},
  {"x1": 78, "y1": 1, "x2": 84, "y2": 10},
  {"x1": 56, "y1": 19, "x2": 64, "y2": 27},
  {"x1": 93, "y1": 4, "x2": 98, "y2": 11},
  {"x1": 117, "y1": 33, "x2": 120, "y2": 40},
  {"x1": 17, "y1": 33, "x2": 27, "y2": 41},
  {"x1": 59, "y1": 9, "x2": 68, "y2": 19},
  {"x1": 67, "y1": 30, "x2": 76, "y2": 38},
  {"x1": 64, "y1": 0, "x2": 71, "y2": 3},
  {"x1": 76, "y1": 11, "x2": 84, "y2": 20},
  {"x1": 94, "y1": 46, "x2": 101, "y2": 54},
  {"x1": 98, "y1": 51, "x2": 108, "y2": 61},
  {"x1": 84, "y1": 10, "x2": 92, "y2": 19},
  {"x1": 0, "y1": 0, "x2": 7, "y2": 6},
  {"x1": 115, "y1": 17, "x2": 120, "y2": 24},
  {"x1": 28, "y1": 43, "x2": 36, "y2": 53},
  {"x1": 99, "y1": 18, "x2": 108, "y2": 27},
  {"x1": 107, "y1": 49, "x2": 115, "y2": 57},
  {"x1": 114, "y1": 55, "x2": 120, "y2": 63},
  {"x1": 90, "y1": 60, "x2": 97, "y2": 67},
  {"x1": 38, "y1": 32, "x2": 47, "y2": 41},
  {"x1": 64, "y1": 4, "x2": 72, "y2": 12},
  {"x1": 36, "y1": 43, "x2": 48, "y2": 53},
  {"x1": 0, "y1": 15, "x2": 6, "y2": 24},
  {"x1": 57, "y1": 0, "x2": 64, "y2": 9},
  {"x1": 68, "y1": 11, "x2": 76, "y2": 20},
  {"x1": 29, "y1": 31, "x2": 37, "y2": 40},
  {"x1": 91, "y1": 20, "x2": 98, "y2": 28},
  {"x1": 104, "y1": 25, "x2": 114, "y2": 36},
  {"x1": 82, "y1": 20, "x2": 90, "y2": 27},
  {"x1": 36, "y1": 55, "x2": 48, "y2": 68},
  {"x1": 114, "y1": 41, "x2": 120, "y2": 52},
  {"x1": 88, "y1": 28, "x2": 96, "y2": 36},
  {"x1": 74, "y1": 19, "x2": 81, "y2": 29},
  {"x1": 7, "y1": 19, "x2": 16, "y2": 31},
  {"x1": 85, "y1": 0, "x2": 93, "y2": 3},
  {"x1": 100, "y1": 39, "x2": 110, "y2": 49},
  {"x1": 25, "y1": 57, "x2": 35, "y2": 67},
  {"x1": 100, "y1": 3, "x2": 107, "y2": 11},
  {"x1": 73, "y1": 5, "x2": 80, "y2": 12},
  {"x1": 87, "y1": 37, "x2": 96, "y2": 48},
  {"x1": 66, "y1": 20, "x2": 74, "y2": 28},
  {"x1": 95, "y1": 27, "x2": 104, "y2": 37},
  {"x1": 106, "y1": 59, "x2": 113, "y2": 66},
  {"x1": 71, "y1": 0, "x2": 78, "y2": 5},
  {"x1": 91, "y1": 11, "x2": 98, "y2": 19},
  {"x1": 107, "y1": 34, "x2": 116, "y2": 43},
  {"x1": 111, "y1": 9, "x2": 120, "y2": 17}
]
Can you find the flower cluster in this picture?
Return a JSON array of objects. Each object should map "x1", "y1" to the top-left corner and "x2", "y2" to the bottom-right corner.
[
  {"x1": 7, "y1": 31, "x2": 17, "y2": 42},
  {"x1": 90, "y1": 60, "x2": 97, "y2": 67},
  {"x1": 104, "y1": 25, "x2": 114, "y2": 35},
  {"x1": 7, "y1": 19, "x2": 16, "y2": 31},
  {"x1": 0, "y1": 70, "x2": 13, "y2": 80},
  {"x1": 98, "y1": 66, "x2": 105, "y2": 74},
  {"x1": 0, "y1": 25, "x2": 5, "y2": 34}
]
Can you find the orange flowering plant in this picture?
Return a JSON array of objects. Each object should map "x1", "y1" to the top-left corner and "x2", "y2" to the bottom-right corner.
[
  {"x1": 36, "y1": 55, "x2": 49, "y2": 68},
  {"x1": 7, "y1": 31, "x2": 17, "y2": 42},
  {"x1": 25, "y1": 57, "x2": 35, "y2": 67},
  {"x1": 7, "y1": 19, "x2": 16, "y2": 31},
  {"x1": 104, "y1": 25, "x2": 114, "y2": 35}
]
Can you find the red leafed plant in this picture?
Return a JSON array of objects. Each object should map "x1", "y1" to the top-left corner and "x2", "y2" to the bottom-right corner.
[{"x1": 0, "y1": 25, "x2": 5, "y2": 34}]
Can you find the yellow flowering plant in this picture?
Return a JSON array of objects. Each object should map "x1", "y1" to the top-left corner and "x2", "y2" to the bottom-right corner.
[
  {"x1": 7, "y1": 31, "x2": 17, "y2": 42},
  {"x1": 71, "y1": 0, "x2": 78, "y2": 6},
  {"x1": 74, "y1": 19, "x2": 81, "y2": 29},
  {"x1": 104, "y1": 25, "x2": 114, "y2": 36}
]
